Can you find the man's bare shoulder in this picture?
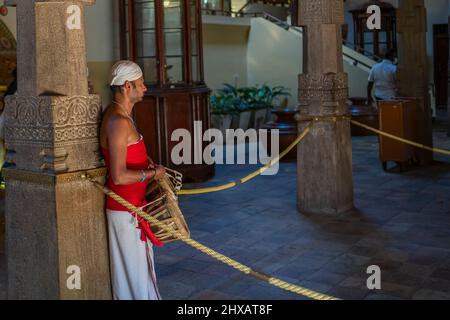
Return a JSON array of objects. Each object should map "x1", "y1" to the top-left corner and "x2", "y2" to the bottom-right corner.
[{"x1": 104, "y1": 107, "x2": 130, "y2": 132}]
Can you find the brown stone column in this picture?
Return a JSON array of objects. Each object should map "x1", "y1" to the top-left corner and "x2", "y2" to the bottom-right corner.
[
  {"x1": 397, "y1": 0, "x2": 433, "y2": 164},
  {"x1": 4, "y1": 0, "x2": 111, "y2": 299},
  {"x1": 297, "y1": 0, "x2": 354, "y2": 215}
]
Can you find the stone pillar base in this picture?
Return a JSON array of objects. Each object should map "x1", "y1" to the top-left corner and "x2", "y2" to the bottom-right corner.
[
  {"x1": 4, "y1": 168, "x2": 111, "y2": 300},
  {"x1": 297, "y1": 118, "x2": 354, "y2": 215}
]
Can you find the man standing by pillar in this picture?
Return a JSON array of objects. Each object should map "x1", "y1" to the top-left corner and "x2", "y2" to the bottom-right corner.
[
  {"x1": 297, "y1": 0, "x2": 354, "y2": 215},
  {"x1": 101, "y1": 61, "x2": 166, "y2": 300}
]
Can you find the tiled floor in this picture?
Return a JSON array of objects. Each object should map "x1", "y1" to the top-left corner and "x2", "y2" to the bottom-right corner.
[{"x1": 1, "y1": 115, "x2": 449, "y2": 300}]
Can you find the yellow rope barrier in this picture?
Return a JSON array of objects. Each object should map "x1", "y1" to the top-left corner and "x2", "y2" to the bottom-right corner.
[
  {"x1": 178, "y1": 118, "x2": 450, "y2": 196},
  {"x1": 81, "y1": 117, "x2": 450, "y2": 301},
  {"x1": 88, "y1": 178, "x2": 338, "y2": 300},
  {"x1": 177, "y1": 122, "x2": 313, "y2": 195},
  {"x1": 350, "y1": 119, "x2": 450, "y2": 156}
]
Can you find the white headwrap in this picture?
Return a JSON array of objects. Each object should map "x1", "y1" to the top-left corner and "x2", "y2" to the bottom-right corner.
[{"x1": 110, "y1": 60, "x2": 143, "y2": 86}]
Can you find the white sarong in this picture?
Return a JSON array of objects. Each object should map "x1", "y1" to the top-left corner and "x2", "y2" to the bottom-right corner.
[{"x1": 106, "y1": 209, "x2": 161, "y2": 300}]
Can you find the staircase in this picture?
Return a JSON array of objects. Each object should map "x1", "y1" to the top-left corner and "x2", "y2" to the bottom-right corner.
[
  {"x1": 201, "y1": 2, "x2": 380, "y2": 101},
  {"x1": 243, "y1": 12, "x2": 378, "y2": 99},
  {"x1": 230, "y1": 0, "x2": 379, "y2": 72},
  {"x1": 238, "y1": 0, "x2": 290, "y2": 21},
  {"x1": 262, "y1": 11, "x2": 378, "y2": 71}
]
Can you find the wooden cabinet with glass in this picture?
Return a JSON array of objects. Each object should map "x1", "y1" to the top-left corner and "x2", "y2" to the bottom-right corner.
[
  {"x1": 350, "y1": 0, "x2": 396, "y2": 59},
  {"x1": 119, "y1": 0, "x2": 214, "y2": 182}
]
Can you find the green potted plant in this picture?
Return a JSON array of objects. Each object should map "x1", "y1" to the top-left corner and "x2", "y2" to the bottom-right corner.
[
  {"x1": 250, "y1": 84, "x2": 291, "y2": 129},
  {"x1": 220, "y1": 83, "x2": 252, "y2": 130},
  {"x1": 210, "y1": 92, "x2": 234, "y2": 136},
  {"x1": 211, "y1": 83, "x2": 291, "y2": 132}
]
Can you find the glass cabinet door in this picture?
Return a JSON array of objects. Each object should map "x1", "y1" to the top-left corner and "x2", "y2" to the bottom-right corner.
[
  {"x1": 135, "y1": 0, "x2": 158, "y2": 85},
  {"x1": 191, "y1": 0, "x2": 200, "y2": 83},
  {"x1": 120, "y1": 0, "x2": 205, "y2": 87},
  {"x1": 163, "y1": 0, "x2": 184, "y2": 85}
]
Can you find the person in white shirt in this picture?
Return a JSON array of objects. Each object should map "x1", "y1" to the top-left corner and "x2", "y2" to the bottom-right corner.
[{"x1": 367, "y1": 49, "x2": 397, "y2": 104}]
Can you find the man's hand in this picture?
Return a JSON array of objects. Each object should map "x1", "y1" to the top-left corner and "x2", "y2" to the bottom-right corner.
[
  {"x1": 153, "y1": 165, "x2": 166, "y2": 180},
  {"x1": 147, "y1": 156, "x2": 155, "y2": 167}
]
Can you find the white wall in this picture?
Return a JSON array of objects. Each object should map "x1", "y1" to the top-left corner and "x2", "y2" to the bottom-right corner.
[
  {"x1": 2, "y1": 1, "x2": 119, "y2": 61},
  {"x1": 203, "y1": 23, "x2": 250, "y2": 92},
  {"x1": 232, "y1": 0, "x2": 247, "y2": 12},
  {"x1": 84, "y1": 0, "x2": 119, "y2": 106},
  {"x1": 247, "y1": 18, "x2": 373, "y2": 102},
  {"x1": 85, "y1": 0, "x2": 117, "y2": 62},
  {"x1": 0, "y1": 6, "x2": 16, "y2": 40},
  {"x1": 247, "y1": 18, "x2": 302, "y2": 108},
  {"x1": 343, "y1": 46, "x2": 375, "y2": 98}
]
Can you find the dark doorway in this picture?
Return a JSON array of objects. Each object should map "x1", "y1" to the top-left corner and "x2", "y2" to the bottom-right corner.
[{"x1": 433, "y1": 24, "x2": 449, "y2": 108}]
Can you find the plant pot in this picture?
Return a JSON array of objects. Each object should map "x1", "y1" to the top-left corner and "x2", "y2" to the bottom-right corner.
[
  {"x1": 231, "y1": 111, "x2": 252, "y2": 130},
  {"x1": 239, "y1": 110, "x2": 252, "y2": 130},
  {"x1": 265, "y1": 107, "x2": 275, "y2": 123},
  {"x1": 211, "y1": 113, "x2": 232, "y2": 137},
  {"x1": 231, "y1": 113, "x2": 240, "y2": 130},
  {"x1": 254, "y1": 108, "x2": 268, "y2": 130}
]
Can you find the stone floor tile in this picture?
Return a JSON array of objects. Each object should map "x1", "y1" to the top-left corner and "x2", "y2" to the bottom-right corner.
[
  {"x1": 364, "y1": 293, "x2": 404, "y2": 300},
  {"x1": 430, "y1": 267, "x2": 450, "y2": 282},
  {"x1": 412, "y1": 289, "x2": 450, "y2": 300},
  {"x1": 326, "y1": 286, "x2": 370, "y2": 300}
]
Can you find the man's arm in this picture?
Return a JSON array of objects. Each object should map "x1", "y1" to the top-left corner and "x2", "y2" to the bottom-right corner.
[
  {"x1": 107, "y1": 116, "x2": 164, "y2": 185},
  {"x1": 367, "y1": 81, "x2": 374, "y2": 104},
  {"x1": 147, "y1": 156, "x2": 155, "y2": 168},
  {"x1": 367, "y1": 66, "x2": 375, "y2": 104}
]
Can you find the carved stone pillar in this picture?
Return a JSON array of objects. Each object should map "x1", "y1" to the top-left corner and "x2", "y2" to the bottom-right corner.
[
  {"x1": 4, "y1": 0, "x2": 111, "y2": 299},
  {"x1": 397, "y1": 0, "x2": 433, "y2": 164},
  {"x1": 297, "y1": 0, "x2": 354, "y2": 215}
]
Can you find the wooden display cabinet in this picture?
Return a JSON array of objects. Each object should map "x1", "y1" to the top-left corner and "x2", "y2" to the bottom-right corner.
[
  {"x1": 119, "y1": 0, "x2": 214, "y2": 182},
  {"x1": 378, "y1": 99, "x2": 417, "y2": 171}
]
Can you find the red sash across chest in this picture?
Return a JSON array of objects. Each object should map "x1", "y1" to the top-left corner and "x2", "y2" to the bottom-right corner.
[{"x1": 102, "y1": 139, "x2": 163, "y2": 247}]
